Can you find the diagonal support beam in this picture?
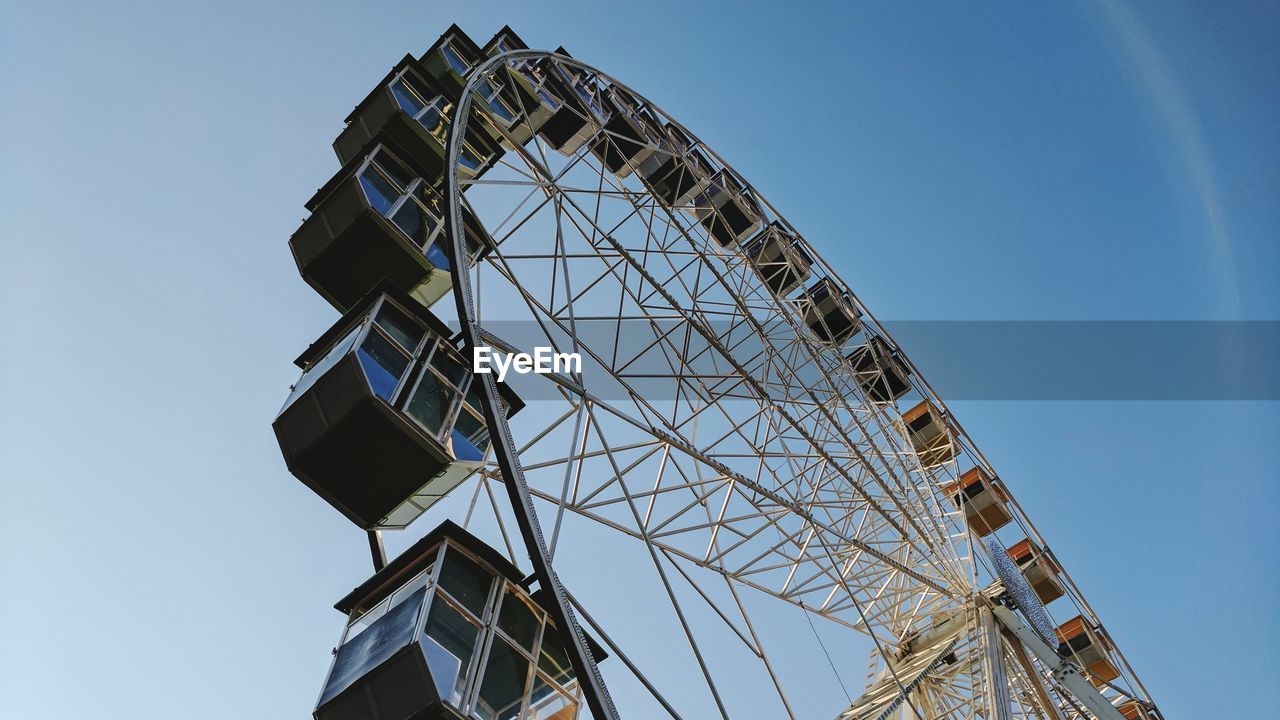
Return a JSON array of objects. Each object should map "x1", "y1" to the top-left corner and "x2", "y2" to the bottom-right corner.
[{"x1": 992, "y1": 606, "x2": 1127, "y2": 720}]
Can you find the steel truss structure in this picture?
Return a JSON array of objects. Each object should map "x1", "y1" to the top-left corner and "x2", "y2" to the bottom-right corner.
[{"x1": 281, "y1": 25, "x2": 1166, "y2": 720}]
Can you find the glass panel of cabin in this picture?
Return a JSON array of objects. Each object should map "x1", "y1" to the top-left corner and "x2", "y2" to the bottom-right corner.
[
  {"x1": 421, "y1": 595, "x2": 482, "y2": 707},
  {"x1": 373, "y1": 151, "x2": 416, "y2": 193},
  {"x1": 515, "y1": 62, "x2": 564, "y2": 110},
  {"x1": 389, "y1": 193, "x2": 442, "y2": 250},
  {"x1": 441, "y1": 40, "x2": 472, "y2": 75},
  {"x1": 438, "y1": 547, "x2": 496, "y2": 617},
  {"x1": 556, "y1": 65, "x2": 607, "y2": 121},
  {"x1": 459, "y1": 141, "x2": 488, "y2": 173},
  {"x1": 537, "y1": 631, "x2": 577, "y2": 689},
  {"x1": 531, "y1": 628, "x2": 581, "y2": 719},
  {"x1": 390, "y1": 77, "x2": 427, "y2": 116},
  {"x1": 404, "y1": 340, "x2": 475, "y2": 444},
  {"x1": 405, "y1": 369, "x2": 455, "y2": 437},
  {"x1": 374, "y1": 302, "x2": 426, "y2": 353},
  {"x1": 391, "y1": 567, "x2": 434, "y2": 608},
  {"x1": 478, "y1": 77, "x2": 519, "y2": 126},
  {"x1": 497, "y1": 587, "x2": 541, "y2": 653},
  {"x1": 358, "y1": 161, "x2": 404, "y2": 215},
  {"x1": 356, "y1": 327, "x2": 412, "y2": 401},
  {"x1": 281, "y1": 324, "x2": 361, "y2": 412},
  {"x1": 527, "y1": 673, "x2": 579, "y2": 720},
  {"x1": 451, "y1": 386, "x2": 491, "y2": 461},
  {"x1": 474, "y1": 636, "x2": 532, "y2": 720},
  {"x1": 389, "y1": 72, "x2": 451, "y2": 144},
  {"x1": 357, "y1": 149, "x2": 447, "y2": 249}
]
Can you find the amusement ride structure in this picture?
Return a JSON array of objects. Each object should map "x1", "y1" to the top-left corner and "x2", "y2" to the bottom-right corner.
[{"x1": 272, "y1": 24, "x2": 1166, "y2": 720}]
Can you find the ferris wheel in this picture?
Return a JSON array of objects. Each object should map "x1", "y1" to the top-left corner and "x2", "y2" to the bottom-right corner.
[{"x1": 273, "y1": 24, "x2": 1165, "y2": 720}]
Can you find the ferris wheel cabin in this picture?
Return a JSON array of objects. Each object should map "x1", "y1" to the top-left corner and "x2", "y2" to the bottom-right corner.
[
  {"x1": 1005, "y1": 538, "x2": 1064, "y2": 604},
  {"x1": 420, "y1": 25, "x2": 484, "y2": 102},
  {"x1": 521, "y1": 58, "x2": 596, "y2": 157},
  {"x1": 315, "y1": 520, "x2": 604, "y2": 720},
  {"x1": 332, "y1": 55, "x2": 495, "y2": 180},
  {"x1": 1056, "y1": 616, "x2": 1120, "y2": 684},
  {"x1": 902, "y1": 400, "x2": 956, "y2": 468},
  {"x1": 940, "y1": 466, "x2": 1011, "y2": 536},
  {"x1": 416, "y1": 27, "x2": 531, "y2": 167},
  {"x1": 846, "y1": 335, "x2": 912, "y2": 404},
  {"x1": 589, "y1": 87, "x2": 664, "y2": 178},
  {"x1": 290, "y1": 141, "x2": 492, "y2": 313},
  {"x1": 639, "y1": 123, "x2": 713, "y2": 208},
  {"x1": 479, "y1": 28, "x2": 562, "y2": 148},
  {"x1": 536, "y1": 48, "x2": 617, "y2": 158},
  {"x1": 801, "y1": 277, "x2": 863, "y2": 345},
  {"x1": 690, "y1": 170, "x2": 763, "y2": 247},
  {"x1": 273, "y1": 286, "x2": 524, "y2": 530},
  {"x1": 744, "y1": 222, "x2": 813, "y2": 296}
]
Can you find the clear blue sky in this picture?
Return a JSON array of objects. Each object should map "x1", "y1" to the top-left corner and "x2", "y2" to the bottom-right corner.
[{"x1": 2, "y1": 1, "x2": 1277, "y2": 718}]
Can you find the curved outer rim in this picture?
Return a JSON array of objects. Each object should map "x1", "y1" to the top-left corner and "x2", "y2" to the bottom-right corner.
[
  {"x1": 444, "y1": 49, "x2": 622, "y2": 720},
  {"x1": 445, "y1": 48, "x2": 1159, "y2": 715}
]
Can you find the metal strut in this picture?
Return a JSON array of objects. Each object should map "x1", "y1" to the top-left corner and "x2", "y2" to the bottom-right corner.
[
  {"x1": 445, "y1": 50, "x2": 622, "y2": 720},
  {"x1": 991, "y1": 605, "x2": 1128, "y2": 720},
  {"x1": 366, "y1": 529, "x2": 387, "y2": 571}
]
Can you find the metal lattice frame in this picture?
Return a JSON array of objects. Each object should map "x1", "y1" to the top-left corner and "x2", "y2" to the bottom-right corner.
[{"x1": 432, "y1": 48, "x2": 1162, "y2": 720}]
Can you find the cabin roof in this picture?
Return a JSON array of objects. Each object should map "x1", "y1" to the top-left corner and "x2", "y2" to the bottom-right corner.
[
  {"x1": 335, "y1": 519, "x2": 524, "y2": 613},
  {"x1": 482, "y1": 25, "x2": 529, "y2": 54},
  {"x1": 340, "y1": 54, "x2": 446, "y2": 125},
  {"x1": 421, "y1": 23, "x2": 483, "y2": 64},
  {"x1": 294, "y1": 281, "x2": 453, "y2": 369}
]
